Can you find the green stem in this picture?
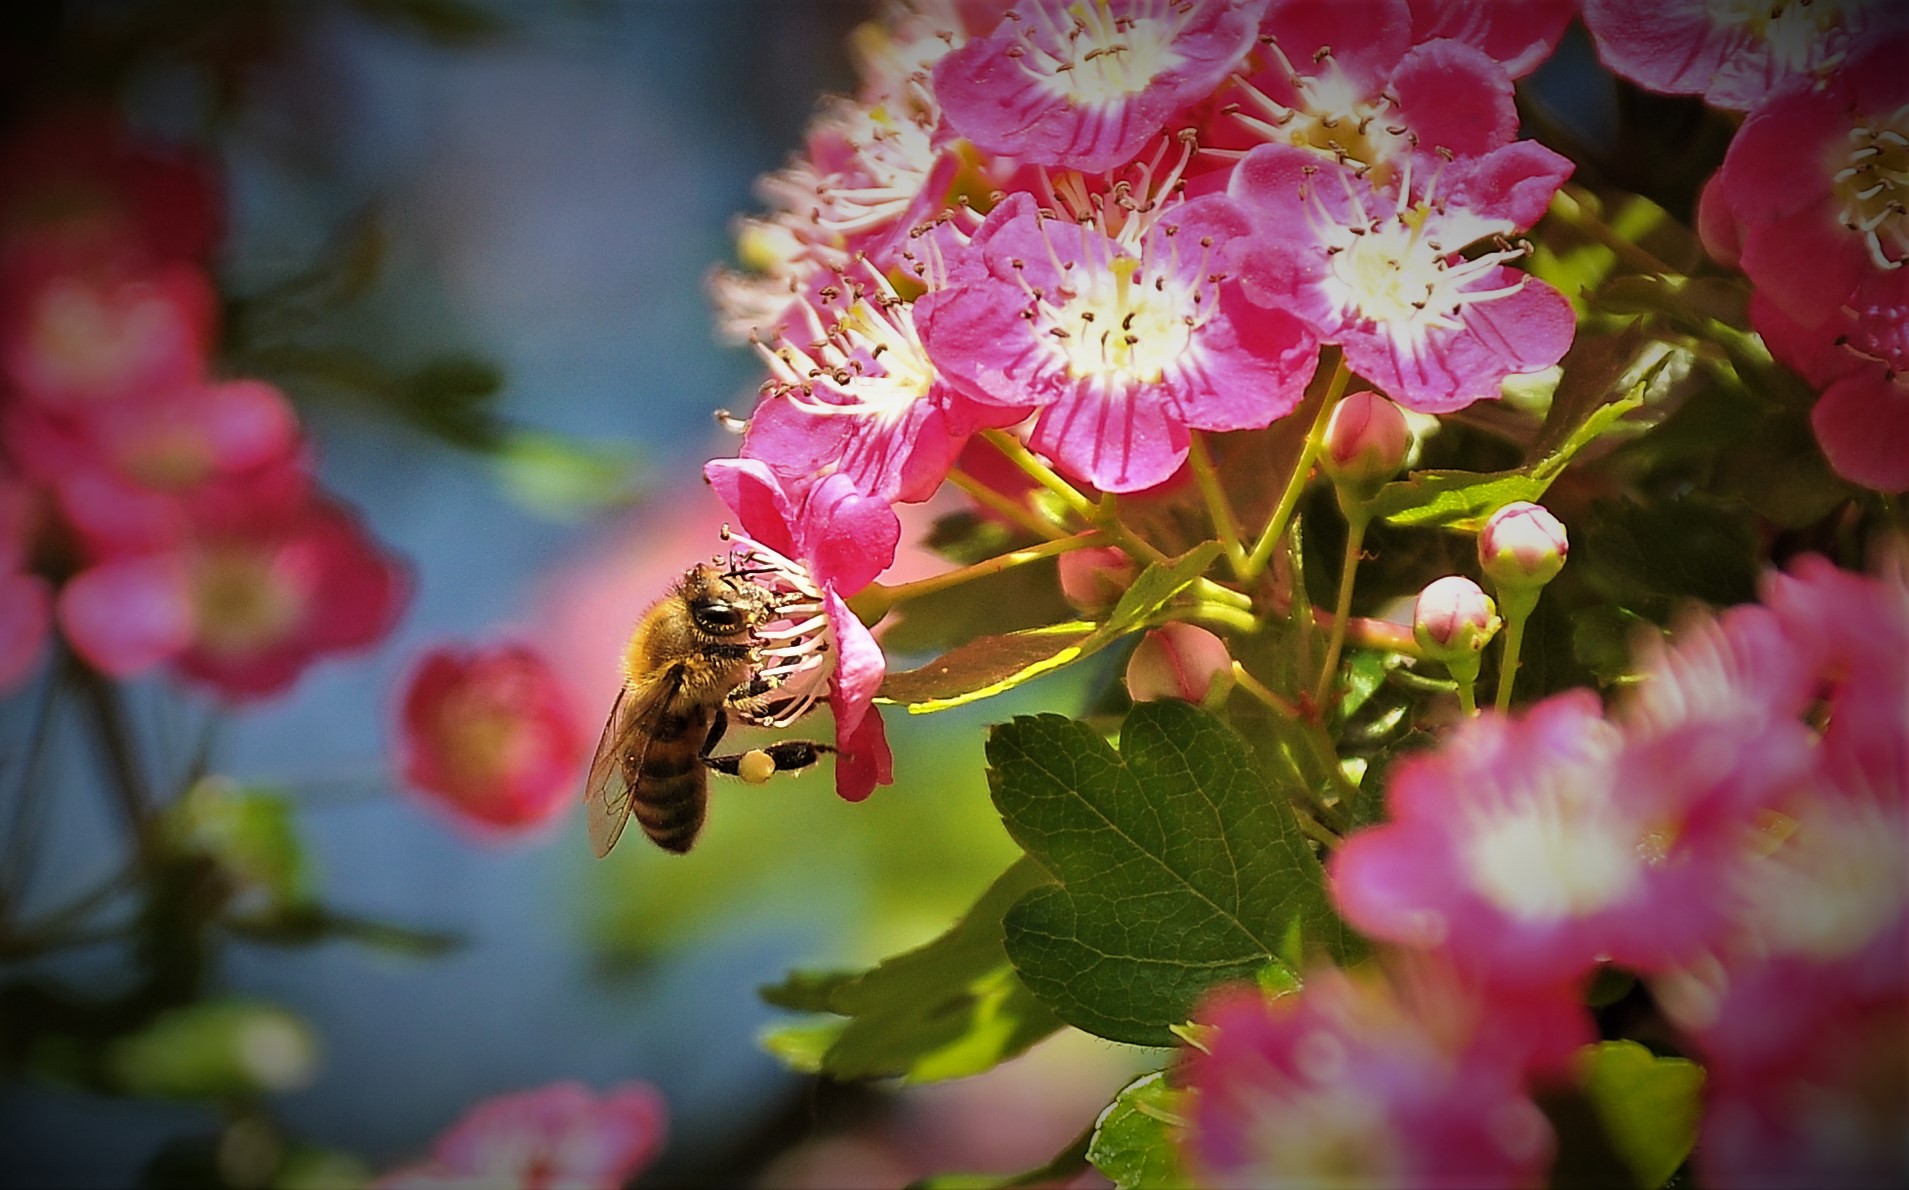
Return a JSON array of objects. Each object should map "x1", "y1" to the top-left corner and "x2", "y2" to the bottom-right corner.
[
  {"x1": 75, "y1": 665, "x2": 155, "y2": 859},
  {"x1": 1188, "y1": 431, "x2": 1247, "y2": 577},
  {"x1": 1494, "y1": 611, "x2": 1529, "y2": 714},
  {"x1": 1230, "y1": 661, "x2": 1300, "y2": 719},
  {"x1": 946, "y1": 467, "x2": 1068, "y2": 542},
  {"x1": 982, "y1": 429, "x2": 1097, "y2": 524},
  {"x1": 1244, "y1": 356, "x2": 1351, "y2": 581},
  {"x1": 1547, "y1": 186, "x2": 1678, "y2": 277},
  {"x1": 1313, "y1": 512, "x2": 1368, "y2": 712},
  {"x1": 1454, "y1": 667, "x2": 1481, "y2": 717},
  {"x1": 850, "y1": 531, "x2": 1107, "y2": 622},
  {"x1": 1170, "y1": 601, "x2": 1259, "y2": 634}
]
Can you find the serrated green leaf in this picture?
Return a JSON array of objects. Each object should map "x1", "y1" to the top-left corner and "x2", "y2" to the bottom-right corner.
[
  {"x1": 988, "y1": 702, "x2": 1351, "y2": 1046},
  {"x1": 1088, "y1": 1072, "x2": 1192, "y2": 1190},
  {"x1": 1371, "y1": 378, "x2": 1647, "y2": 531},
  {"x1": 1578, "y1": 1041, "x2": 1705, "y2": 1189},
  {"x1": 756, "y1": 858, "x2": 1062, "y2": 1082},
  {"x1": 880, "y1": 543, "x2": 1222, "y2": 712}
]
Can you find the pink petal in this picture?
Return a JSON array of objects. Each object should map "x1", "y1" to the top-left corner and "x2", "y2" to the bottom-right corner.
[
  {"x1": 1388, "y1": 39, "x2": 1517, "y2": 160},
  {"x1": 1407, "y1": 0, "x2": 1574, "y2": 78},
  {"x1": 1812, "y1": 367, "x2": 1909, "y2": 492},
  {"x1": 1262, "y1": 0, "x2": 1412, "y2": 95},
  {"x1": 56, "y1": 554, "x2": 193, "y2": 676},
  {"x1": 704, "y1": 457, "x2": 799, "y2": 560},
  {"x1": 800, "y1": 473, "x2": 899, "y2": 595}
]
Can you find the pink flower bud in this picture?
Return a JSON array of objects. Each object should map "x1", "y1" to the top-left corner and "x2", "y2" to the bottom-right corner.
[
  {"x1": 1127, "y1": 623, "x2": 1231, "y2": 703},
  {"x1": 1059, "y1": 546, "x2": 1137, "y2": 611},
  {"x1": 1479, "y1": 502, "x2": 1568, "y2": 589},
  {"x1": 1320, "y1": 390, "x2": 1412, "y2": 492},
  {"x1": 1413, "y1": 576, "x2": 1502, "y2": 659}
]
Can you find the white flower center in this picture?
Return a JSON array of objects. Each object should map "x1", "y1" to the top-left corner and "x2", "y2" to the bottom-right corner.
[
  {"x1": 1750, "y1": 796, "x2": 1906, "y2": 960},
  {"x1": 724, "y1": 535, "x2": 837, "y2": 728},
  {"x1": 1706, "y1": 0, "x2": 1863, "y2": 77},
  {"x1": 1241, "y1": 1083, "x2": 1404, "y2": 1188},
  {"x1": 1231, "y1": 52, "x2": 1415, "y2": 187},
  {"x1": 1312, "y1": 168, "x2": 1529, "y2": 361},
  {"x1": 1462, "y1": 770, "x2": 1643, "y2": 921},
  {"x1": 192, "y1": 548, "x2": 305, "y2": 657},
  {"x1": 1835, "y1": 108, "x2": 1909, "y2": 270},
  {"x1": 1013, "y1": 1, "x2": 1187, "y2": 107},
  {"x1": 760, "y1": 272, "x2": 936, "y2": 426}
]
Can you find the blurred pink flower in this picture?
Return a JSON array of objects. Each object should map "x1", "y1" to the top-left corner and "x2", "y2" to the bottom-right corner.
[
  {"x1": 1582, "y1": 0, "x2": 1907, "y2": 111},
  {"x1": 1230, "y1": 141, "x2": 1576, "y2": 412},
  {"x1": 57, "y1": 493, "x2": 408, "y2": 700},
  {"x1": 1648, "y1": 553, "x2": 1909, "y2": 1190},
  {"x1": 0, "y1": 259, "x2": 214, "y2": 411},
  {"x1": 1184, "y1": 966, "x2": 1559, "y2": 1189},
  {"x1": 1329, "y1": 690, "x2": 1814, "y2": 985},
  {"x1": 918, "y1": 190, "x2": 1317, "y2": 493},
  {"x1": 933, "y1": 0, "x2": 1267, "y2": 173},
  {"x1": 397, "y1": 642, "x2": 587, "y2": 835},
  {"x1": 378, "y1": 1080, "x2": 667, "y2": 1190},
  {"x1": 0, "y1": 570, "x2": 51, "y2": 693},
  {"x1": 705, "y1": 460, "x2": 897, "y2": 801}
]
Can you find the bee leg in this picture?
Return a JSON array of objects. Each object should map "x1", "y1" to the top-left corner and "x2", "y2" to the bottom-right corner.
[
  {"x1": 698, "y1": 708, "x2": 731, "y2": 759},
  {"x1": 705, "y1": 740, "x2": 835, "y2": 783}
]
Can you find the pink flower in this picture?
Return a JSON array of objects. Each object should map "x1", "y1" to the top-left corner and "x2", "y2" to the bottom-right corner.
[
  {"x1": 377, "y1": 1080, "x2": 667, "y2": 1190},
  {"x1": 1230, "y1": 141, "x2": 1576, "y2": 412},
  {"x1": 396, "y1": 643, "x2": 587, "y2": 835},
  {"x1": 932, "y1": 0, "x2": 1267, "y2": 173},
  {"x1": 1645, "y1": 555, "x2": 1909, "y2": 1190},
  {"x1": 0, "y1": 259, "x2": 214, "y2": 410},
  {"x1": 1405, "y1": 0, "x2": 1575, "y2": 79},
  {"x1": 1217, "y1": 1, "x2": 1520, "y2": 190},
  {"x1": 704, "y1": 459, "x2": 897, "y2": 802},
  {"x1": 6, "y1": 377, "x2": 305, "y2": 554},
  {"x1": 1329, "y1": 690, "x2": 1815, "y2": 986},
  {"x1": 917, "y1": 190, "x2": 1318, "y2": 492},
  {"x1": 57, "y1": 492, "x2": 409, "y2": 700},
  {"x1": 1183, "y1": 966, "x2": 1561, "y2": 1189},
  {"x1": 1581, "y1": 0, "x2": 1907, "y2": 111},
  {"x1": 1700, "y1": 33, "x2": 1909, "y2": 367},
  {"x1": 741, "y1": 263, "x2": 1029, "y2": 503},
  {"x1": 1750, "y1": 291, "x2": 1909, "y2": 493}
]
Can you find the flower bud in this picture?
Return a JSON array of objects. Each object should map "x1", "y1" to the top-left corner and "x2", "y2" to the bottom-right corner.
[
  {"x1": 1127, "y1": 623, "x2": 1231, "y2": 703},
  {"x1": 1478, "y1": 502, "x2": 1568, "y2": 591},
  {"x1": 1059, "y1": 546, "x2": 1137, "y2": 611},
  {"x1": 1413, "y1": 576, "x2": 1501, "y2": 661},
  {"x1": 1320, "y1": 390, "x2": 1411, "y2": 495}
]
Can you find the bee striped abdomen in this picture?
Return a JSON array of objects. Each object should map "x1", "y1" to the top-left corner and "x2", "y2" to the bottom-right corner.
[{"x1": 628, "y1": 700, "x2": 713, "y2": 854}]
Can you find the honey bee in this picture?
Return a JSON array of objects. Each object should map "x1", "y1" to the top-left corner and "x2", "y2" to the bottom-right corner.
[{"x1": 585, "y1": 560, "x2": 830, "y2": 856}]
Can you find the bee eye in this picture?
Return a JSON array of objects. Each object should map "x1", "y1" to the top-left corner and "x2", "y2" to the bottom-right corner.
[{"x1": 693, "y1": 602, "x2": 747, "y2": 634}]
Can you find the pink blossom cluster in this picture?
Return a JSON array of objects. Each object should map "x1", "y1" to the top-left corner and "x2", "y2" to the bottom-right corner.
[
  {"x1": 1184, "y1": 548, "x2": 1907, "y2": 1187},
  {"x1": 1581, "y1": 1, "x2": 1909, "y2": 491},
  {"x1": 0, "y1": 110, "x2": 407, "y2": 701},
  {"x1": 375, "y1": 1080, "x2": 667, "y2": 1189},
  {"x1": 707, "y1": 0, "x2": 1580, "y2": 800}
]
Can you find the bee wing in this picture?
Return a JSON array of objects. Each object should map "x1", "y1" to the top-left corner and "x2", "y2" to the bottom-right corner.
[{"x1": 584, "y1": 665, "x2": 685, "y2": 858}]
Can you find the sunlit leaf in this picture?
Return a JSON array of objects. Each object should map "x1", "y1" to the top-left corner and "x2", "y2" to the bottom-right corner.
[
  {"x1": 758, "y1": 857, "x2": 1061, "y2": 1082},
  {"x1": 881, "y1": 544, "x2": 1223, "y2": 712},
  {"x1": 1088, "y1": 1072, "x2": 1192, "y2": 1190},
  {"x1": 1579, "y1": 1041, "x2": 1705, "y2": 1189},
  {"x1": 908, "y1": 1128, "x2": 1092, "y2": 1190},
  {"x1": 492, "y1": 429, "x2": 645, "y2": 520},
  {"x1": 988, "y1": 702, "x2": 1352, "y2": 1046}
]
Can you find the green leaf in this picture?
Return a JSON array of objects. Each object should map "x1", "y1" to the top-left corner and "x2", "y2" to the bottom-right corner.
[
  {"x1": 491, "y1": 429, "x2": 645, "y2": 520},
  {"x1": 1088, "y1": 1072, "x2": 1192, "y2": 1190},
  {"x1": 1572, "y1": 606, "x2": 1655, "y2": 687},
  {"x1": 1578, "y1": 1041, "x2": 1705, "y2": 1189},
  {"x1": 878, "y1": 556, "x2": 1074, "y2": 662},
  {"x1": 1578, "y1": 497, "x2": 1759, "y2": 617},
  {"x1": 988, "y1": 702, "x2": 1351, "y2": 1046},
  {"x1": 106, "y1": 999, "x2": 319, "y2": 1099},
  {"x1": 757, "y1": 858, "x2": 1062, "y2": 1082},
  {"x1": 166, "y1": 781, "x2": 311, "y2": 912},
  {"x1": 880, "y1": 543, "x2": 1222, "y2": 712},
  {"x1": 1371, "y1": 376, "x2": 1648, "y2": 531}
]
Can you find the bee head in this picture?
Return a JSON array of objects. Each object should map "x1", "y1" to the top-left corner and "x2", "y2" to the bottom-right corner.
[{"x1": 682, "y1": 562, "x2": 767, "y2": 637}]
